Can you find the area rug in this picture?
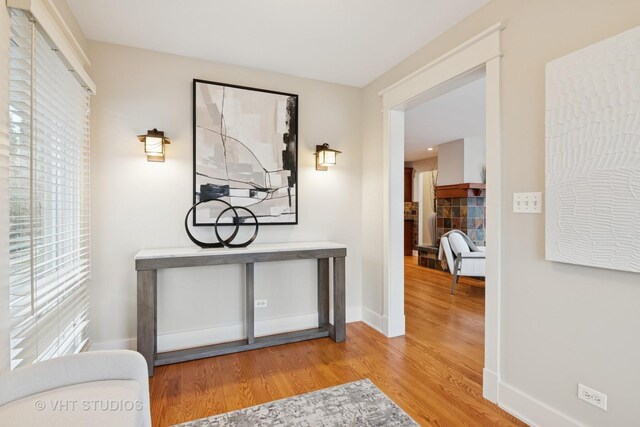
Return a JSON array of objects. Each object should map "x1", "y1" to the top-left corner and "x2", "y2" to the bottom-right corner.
[{"x1": 173, "y1": 379, "x2": 418, "y2": 426}]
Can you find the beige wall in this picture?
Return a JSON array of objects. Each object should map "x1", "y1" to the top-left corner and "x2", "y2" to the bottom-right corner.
[
  {"x1": 464, "y1": 137, "x2": 485, "y2": 183},
  {"x1": 436, "y1": 139, "x2": 465, "y2": 185},
  {"x1": 89, "y1": 41, "x2": 363, "y2": 350},
  {"x1": 0, "y1": 5, "x2": 11, "y2": 374},
  {"x1": 362, "y1": 0, "x2": 640, "y2": 425}
]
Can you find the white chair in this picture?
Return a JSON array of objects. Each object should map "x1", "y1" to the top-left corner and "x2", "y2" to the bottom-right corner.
[
  {"x1": 440, "y1": 231, "x2": 485, "y2": 294},
  {"x1": 0, "y1": 350, "x2": 151, "y2": 427}
]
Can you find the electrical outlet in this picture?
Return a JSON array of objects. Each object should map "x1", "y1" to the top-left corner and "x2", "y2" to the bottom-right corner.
[
  {"x1": 513, "y1": 192, "x2": 542, "y2": 213},
  {"x1": 578, "y1": 384, "x2": 607, "y2": 411},
  {"x1": 255, "y1": 299, "x2": 267, "y2": 309}
]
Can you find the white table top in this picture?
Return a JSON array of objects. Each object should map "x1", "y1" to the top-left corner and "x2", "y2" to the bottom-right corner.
[{"x1": 135, "y1": 241, "x2": 347, "y2": 260}]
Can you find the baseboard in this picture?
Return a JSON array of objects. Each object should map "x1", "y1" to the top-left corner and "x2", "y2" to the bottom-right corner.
[
  {"x1": 498, "y1": 381, "x2": 581, "y2": 427},
  {"x1": 346, "y1": 305, "x2": 362, "y2": 323},
  {"x1": 361, "y1": 307, "x2": 384, "y2": 333},
  {"x1": 483, "y1": 368, "x2": 498, "y2": 403},
  {"x1": 383, "y1": 314, "x2": 406, "y2": 337},
  {"x1": 159, "y1": 312, "x2": 321, "y2": 352},
  {"x1": 91, "y1": 337, "x2": 135, "y2": 351},
  {"x1": 92, "y1": 306, "x2": 364, "y2": 352}
]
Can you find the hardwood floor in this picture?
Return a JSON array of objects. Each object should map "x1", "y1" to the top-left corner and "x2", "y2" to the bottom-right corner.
[{"x1": 149, "y1": 257, "x2": 525, "y2": 426}]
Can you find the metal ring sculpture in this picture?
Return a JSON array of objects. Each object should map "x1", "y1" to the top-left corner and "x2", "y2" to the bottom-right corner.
[
  {"x1": 184, "y1": 199, "x2": 259, "y2": 249},
  {"x1": 214, "y1": 206, "x2": 259, "y2": 248}
]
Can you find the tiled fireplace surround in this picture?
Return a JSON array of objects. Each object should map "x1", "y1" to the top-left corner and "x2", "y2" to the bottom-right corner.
[
  {"x1": 418, "y1": 184, "x2": 486, "y2": 270},
  {"x1": 435, "y1": 195, "x2": 486, "y2": 246}
]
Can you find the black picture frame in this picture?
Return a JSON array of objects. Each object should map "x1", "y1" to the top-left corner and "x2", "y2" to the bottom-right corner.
[{"x1": 192, "y1": 79, "x2": 299, "y2": 226}]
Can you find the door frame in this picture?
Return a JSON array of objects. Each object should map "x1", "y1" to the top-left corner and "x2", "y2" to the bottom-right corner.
[{"x1": 378, "y1": 23, "x2": 504, "y2": 402}]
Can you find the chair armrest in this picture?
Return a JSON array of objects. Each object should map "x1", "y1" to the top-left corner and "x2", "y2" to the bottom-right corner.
[
  {"x1": 0, "y1": 350, "x2": 149, "y2": 408},
  {"x1": 477, "y1": 246, "x2": 486, "y2": 252},
  {"x1": 459, "y1": 251, "x2": 486, "y2": 259}
]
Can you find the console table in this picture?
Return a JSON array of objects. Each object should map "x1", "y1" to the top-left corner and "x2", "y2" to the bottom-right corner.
[{"x1": 134, "y1": 242, "x2": 347, "y2": 376}]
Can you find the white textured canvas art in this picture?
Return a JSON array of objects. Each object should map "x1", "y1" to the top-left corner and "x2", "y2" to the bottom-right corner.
[{"x1": 545, "y1": 26, "x2": 640, "y2": 273}]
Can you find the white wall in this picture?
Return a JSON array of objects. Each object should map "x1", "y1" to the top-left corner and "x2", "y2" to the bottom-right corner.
[
  {"x1": 407, "y1": 156, "x2": 437, "y2": 202},
  {"x1": 464, "y1": 137, "x2": 485, "y2": 183},
  {"x1": 0, "y1": 4, "x2": 11, "y2": 374},
  {"x1": 89, "y1": 42, "x2": 363, "y2": 350},
  {"x1": 361, "y1": 0, "x2": 640, "y2": 425},
  {"x1": 436, "y1": 139, "x2": 464, "y2": 185},
  {"x1": 436, "y1": 138, "x2": 485, "y2": 186}
]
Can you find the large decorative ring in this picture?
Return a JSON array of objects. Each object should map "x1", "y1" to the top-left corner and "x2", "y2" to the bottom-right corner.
[{"x1": 184, "y1": 199, "x2": 238, "y2": 248}]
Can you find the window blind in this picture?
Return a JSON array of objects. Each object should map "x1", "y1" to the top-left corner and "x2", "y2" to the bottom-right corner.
[{"x1": 8, "y1": 9, "x2": 91, "y2": 369}]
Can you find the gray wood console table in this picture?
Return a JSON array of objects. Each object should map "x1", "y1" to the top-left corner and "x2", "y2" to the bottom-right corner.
[{"x1": 134, "y1": 242, "x2": 347, "y2": 376}]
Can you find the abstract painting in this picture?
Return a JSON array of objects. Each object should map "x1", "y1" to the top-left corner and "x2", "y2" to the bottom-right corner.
[
  {"x1": 545, "y1": 26, "x2": 640, "y2": 273},
  {"x1": 193, "y1": 79, "x2": 298, "y2": 225}
]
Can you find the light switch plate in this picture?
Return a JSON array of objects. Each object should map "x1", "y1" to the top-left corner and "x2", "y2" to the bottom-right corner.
[{"x1": 513, "y1": 192, "x2": 542, "y2": 213}]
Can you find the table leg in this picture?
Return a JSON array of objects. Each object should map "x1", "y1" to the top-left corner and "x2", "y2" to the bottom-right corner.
[
  {"x1": 317, "y1": 258, "x2": 329, "y2": 328},
  {"x1": 246, "y1": 263, "x2": 255, "y2": 344},
  {"x1": 331, "y1": 257, "x2": 346, "y2": 342},
  {"x1": 137, "y1": 269, "x2": 157, "y2": 376}
]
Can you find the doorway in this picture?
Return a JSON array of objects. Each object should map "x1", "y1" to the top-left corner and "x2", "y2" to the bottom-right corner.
[
  {"x1": 402, "y1": 70, "x2": 488, "y2": 400},
  {"x1": 379, "y1": 24, "x2": 503, "y2": 401}
]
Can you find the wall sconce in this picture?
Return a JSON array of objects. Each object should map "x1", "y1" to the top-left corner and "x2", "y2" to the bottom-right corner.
[
  {"x1": 137, "y1": 128, "x2": 171, "y2": 162},
  {"x1": 315, "y1": 143, "x2": 342, "y2": 171}
]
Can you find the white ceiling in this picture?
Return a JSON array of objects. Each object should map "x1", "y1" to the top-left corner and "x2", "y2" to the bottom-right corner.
[
  {"x1": 404, "y1": 75, "x2": 485, "y2": 162},
  {"x1": 66, "y1": 0, "x2": 489, "y2": 87}
]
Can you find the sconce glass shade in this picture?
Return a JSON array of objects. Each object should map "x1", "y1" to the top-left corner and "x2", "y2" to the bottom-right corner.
[
  {"x1": 318, "y1": 150, "x2": 336, "y2": 166},
  {"x1": 315, "y1": 143, "x2": 341, "y2": 171},
  {"x1": 137, "y1": 129, "x2": 170, "y2": 162}
]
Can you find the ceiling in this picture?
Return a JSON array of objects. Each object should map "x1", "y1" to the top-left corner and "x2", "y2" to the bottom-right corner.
[
  {"x1": 404, "y1": 75, "x2": 486, "y2": 162},
  {"x1": 66, "y1": 0, "x2": 489, "y2": 87}
]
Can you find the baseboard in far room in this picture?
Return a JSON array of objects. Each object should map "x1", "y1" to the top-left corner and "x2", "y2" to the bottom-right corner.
[
  {"x1": 498, "y1": 381, "x2": 582, "y2": 427},
  {"x1": 91, "y1": 306, "x2": 364, "y2": 352}
]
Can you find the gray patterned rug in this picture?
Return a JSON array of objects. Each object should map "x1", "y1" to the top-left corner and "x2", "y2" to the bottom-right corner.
[{"x1": 173, "y1": 379, "x2": 418, "y2": 426}]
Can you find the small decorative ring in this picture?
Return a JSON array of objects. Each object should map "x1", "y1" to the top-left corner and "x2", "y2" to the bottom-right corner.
[{"x1": 214, "y1": 206, "x2": 259, "y2": 248}]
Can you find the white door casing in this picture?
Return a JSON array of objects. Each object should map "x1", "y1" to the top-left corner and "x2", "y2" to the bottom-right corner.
[{"x1": 378, "y1": 23, "x2": 504, "y2": 402}]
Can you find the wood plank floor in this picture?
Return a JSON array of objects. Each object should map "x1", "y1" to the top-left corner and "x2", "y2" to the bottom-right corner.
[{"x1": 149, "y1": 257, "x2": 525, "y2": 426}]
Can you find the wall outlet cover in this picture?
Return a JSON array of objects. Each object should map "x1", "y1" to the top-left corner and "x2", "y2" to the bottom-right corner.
[{"x1": 578, "y1": 383, "x2": 607, "y2": 411}]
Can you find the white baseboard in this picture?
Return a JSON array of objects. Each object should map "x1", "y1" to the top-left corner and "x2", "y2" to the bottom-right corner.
[
  {"x1": 159, "y1": 312, "x2": 321, "y2": 352},
  {"x1": 361, "y1": 307, "x2": 384, "y2": 333},
  {"x1": 383, "y1": 314, "x2": 406, "y2": 337},
  {"x1": 498, "y1": 381, "x2": 581, "y2": 427},
  {"x1": 483, "y1": 368, "x2": 498, "y2": 403},
  {"x1": 91, "y1": 337, "x2": 135, "y2": 351},
  {"x1": 92, "y1": 306, "x2": 364, "y2": 352},
  {"x1": 346, "y1": 305, "x2": 362, "y2": 323}
]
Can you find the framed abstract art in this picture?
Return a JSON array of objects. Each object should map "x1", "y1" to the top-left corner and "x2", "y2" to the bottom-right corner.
[{"x1": 193, "y1": 79, "x2": 298, "y2": 226}]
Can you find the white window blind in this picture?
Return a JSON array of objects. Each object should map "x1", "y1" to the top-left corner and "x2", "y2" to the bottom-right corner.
[{"x1": 8, "y1": 9, "x2": 91, "y2": 370}]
